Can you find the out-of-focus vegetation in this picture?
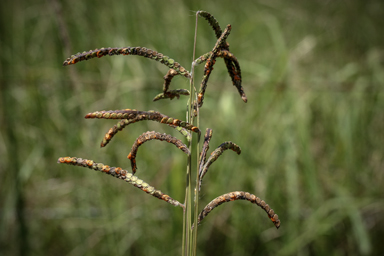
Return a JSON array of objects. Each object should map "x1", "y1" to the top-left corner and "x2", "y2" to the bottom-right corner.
[{"x1": 1, "y1": 0, "x2": 383, "y2": 255}]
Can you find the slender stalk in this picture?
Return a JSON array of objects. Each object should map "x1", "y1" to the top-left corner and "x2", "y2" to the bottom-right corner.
[
  {"x1": 182, "y1": 96, "x2": 193, "y2": 256},
  {"x1": 182, "y1": 11, "x2": 199, "y2": 256},
  {"x1": 182, "y1": 109, "x2": 192, "y2": 256},
  {"x1": 191, "y1": 12, "x2": 200, "y2": 256},
  {"x1": 193, "y1": 109, "x2": 200, "y2": 256},
  {"x1": 185, "y1": 153, "x2": 192, "y2": 256},
  {"x1": 181, "y1": 206, "x2": 186, "y2": 256}
]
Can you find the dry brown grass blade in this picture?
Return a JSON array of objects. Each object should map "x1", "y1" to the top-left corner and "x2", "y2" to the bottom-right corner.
[{"x1": 57, "y1": 156, "x2": 184, "y2": 208}]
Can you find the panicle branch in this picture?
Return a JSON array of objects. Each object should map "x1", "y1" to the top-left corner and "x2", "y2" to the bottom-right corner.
[
  {"x1": 197, "y1": 191, "x2": 280, "y2": 229},
  {"x1": 58, "y1": 156, "x2": 184, "y2": 208},
  {"x1": 127, "y1": 131, "x2": 190, "y2": 174},
  {"x1": 199, "y1": 141, "x2": 241, "y2": 190},
  {"x1": 85, "y1": 109, "x2": 200, "y2": 135},
  {"x1": 63, "y1": 47, "x2": 191, "y2": 78}
]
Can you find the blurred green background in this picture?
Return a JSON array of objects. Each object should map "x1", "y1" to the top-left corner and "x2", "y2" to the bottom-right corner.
[{"x1": 1, "y1": 0, "x2": 384, "y2": 255}]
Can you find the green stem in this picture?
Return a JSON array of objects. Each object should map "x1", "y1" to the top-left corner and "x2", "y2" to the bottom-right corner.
[
  {"x1": 182, "y1": 11, "x2": 199, "y2": 256},
  {"x1": 191, "y1": 12, "x2": 200, "y2": 256},
  {"x1": 182, "y1": 206, "x2": 186, "y2": 256},
  {"x1": 185, "y1": 153, "x2": 192, "y2": 256},
  {"x1": 193, "y1": 110, "x2": 200, "y2": 256}
]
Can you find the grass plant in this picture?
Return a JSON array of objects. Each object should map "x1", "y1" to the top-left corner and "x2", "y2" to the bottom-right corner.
[
  {"x1": 1, "y1": 1, "x2": 383, "y2": 255},
  {"x1": 57, "y1": 11, "x2": 280, "y2": 255}
]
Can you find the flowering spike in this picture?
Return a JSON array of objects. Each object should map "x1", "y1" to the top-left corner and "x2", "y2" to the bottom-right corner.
[
  {"x1": 194, "y1": 50, "x2": 246, "y2": 103},
  {"x1": 63, "y1": 47, "x2": 191, "y2": 78},
  {"x1": 197, "y1": 11, "x2": 223, "y2": 40},
  {"x1": 199, "y1": 141, "x2": 241, "y2": 190},
  {"x1": 197, "y1": 191, "x2": 280, "y2": 229},
  {"x1": 162, "y1": 68, "x2": 179, "y2": 93},
  {"x1": 196, "y1": 11, "x2": 247, "y2": 105},
  {"x1": 85, "y1": 109, "x2": 200, "y2": 135},
  {"x1": 57, "y1": 157, "x2": 184, "y2": 208},
  {"x1": 100, "y1": 115, "x2": 191, "y2": 148},
  {"x1": 152, "y1": 89, "x2": 190, "y2": 102},
  {"x1": 197, "y1": 25, "x2": 232, "y2": 108},
  {"x1": 127, "y1": 131, "x2": 190, "y2": 174},
  {"x1": 198, "y1": 128, "x2": 213, "y2": 178}
]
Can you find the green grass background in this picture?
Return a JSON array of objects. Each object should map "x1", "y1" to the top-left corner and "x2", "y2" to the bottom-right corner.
[{"x1": 1, "y1": 0, "x2": 384, "y2": 255}]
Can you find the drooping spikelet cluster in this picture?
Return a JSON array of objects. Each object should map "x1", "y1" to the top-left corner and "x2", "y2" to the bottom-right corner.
[
  {"x1": 58, "y1": 157, "x2": 183, "y2": 208},
  {"x1": 62, "y1": 11, "x2": 247, "y2": 108},
  {"x1": 197, "y1": 191, "x2": 280, "y2": 229},
  {"x1": 198, "y1": 135, "x2": 242, "y2": 191},
  {"x1": 195, "y1": 128, "x2": 280, "y2": 229},
  {"x1": 127, "y1": 131, "x2": 190, "y2": 174},
  {"x1": 63, "y1": 46, "x2": 191, "y2": 78},
  {"x1": 194, "y1": 11, "x2": 247, "y2": 108}
]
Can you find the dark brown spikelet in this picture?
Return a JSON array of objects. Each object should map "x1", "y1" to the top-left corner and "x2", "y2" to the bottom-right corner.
[
  {"x1": 127, "y1": 131, "x2": 190, "y2": 174},
  {"x1": 193, "y1": 49, "x2": 246, "y2": 103},
  {"x1": 220, "y1": 50, "x2": 246, "y2": 103},
  {"x1": 197, "y1": 191, "x2": 280, "y2": 229},
  {"x1": 199, "y1": 141, "x2": 241, "y2": 190},
  {"x1": 196, "y1": 11, "x2": 247, "y2": 104},
  {"x1": 197, "y1": 11, "x2": 223, "y2": 40},
  {"x1": 85, "y1": 109, "x2": 200, "y2": 135},
  {"x1": 198, "y1": 128, "x2": 213, "y2": 177},
  {"x1": 162, "y1": 69, "x2": 178, "y2": 93},
  {"x1": 197, "y1": 25, "x2": 232, "y2": 108},
  {"x1": 196, "y1": 56, "x2": 215, "y2": 108},
  {"x1": 152, "y1": 89, "x2": 190, "y2": 102},
  {"x1": 152, "y1": 67, "x2": 189, "y2": 102},
  {"x1": 194, "y1": 50, "x2": 238, "y2": 67},
  {"x1": 100, "y1": 117, "x2": 141, "y2": 147},
  {"x1": 57, "y1": 157, "x2": 183, "y2": 208},
  {"x1": 63, "y1": 47, "x2": 191, "y2": 78},
  {"x1": 211, "y1": 24, "x2": 231, "y2": 55},
  {"x1": 194, "y1": 50, "x2": 246, "y2": 105},
  {"x1": 197, "y1": 11, "x2": 229, "y2": 52}
]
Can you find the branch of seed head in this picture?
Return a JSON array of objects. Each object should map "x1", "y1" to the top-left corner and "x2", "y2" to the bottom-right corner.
[
  {"x1": 195, "y1": 12, "x2": 247, "y2": 103},
  {"x1": 127, "y1": 131, "x2": 190, "y2": 174},
  {"x1": 194, "y1": 191, "x2": 280, "y2": 229},
  {"x1": 152, "y1": 89, "x2": 190, "y2": 102},
  {"x1": 85, "y1": 109, "x2": 200, "y2": 136},
  {"x1": 63, "y1": 47, "x2": 191, "y2": 78},
  {"x1": 57, "y1": 156, "x2": 184, "y2": 208},
  {"x1": 193, "y1": 49, "x2": 246, "y2": 103},
  {"x1": 197, "y1": 25, "x2": 232, "y2": 107},
  {"x1": 197, "y1": 11, "x2": 222, "y2": 39},
  {"x1": 199, "y1": 141, "x2": 241, "y2": 191},
  {"x1": 198, "y1": 128, "x2": 213, "y2": 178},
  {"x1": 100, "y1": 115, "x2": 191, "y2": 148}
]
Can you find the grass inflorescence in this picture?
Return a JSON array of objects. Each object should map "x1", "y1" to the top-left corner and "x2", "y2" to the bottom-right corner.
[{"x1": 58, "y1": 10, "x2": 279, "y2": 256}]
